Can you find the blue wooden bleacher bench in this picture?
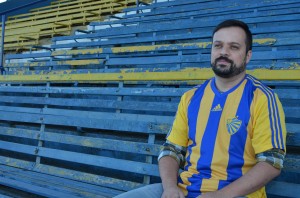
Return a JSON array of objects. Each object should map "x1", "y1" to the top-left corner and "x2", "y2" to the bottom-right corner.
[
  {"x1": 51, "y1": 14, "x2": 300, "y2": 48},
  {"x1": 0, "y1": 81, "x2": 299, "y2": 198},
  {"x1": 122, "y1": 0, "x2": 300, "y2": 20},
  {"x1": 4, "y1": 0, "x2": 300, "y2": 72},
  {"x1": 5, "y1": 37, "x2": 300, "y2": 70}
]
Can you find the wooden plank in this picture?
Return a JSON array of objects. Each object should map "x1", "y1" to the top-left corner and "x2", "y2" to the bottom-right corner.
[
  {"x1": 0, "y1": 120, "x2": 298, "y2": 148},
  {"x1": 41, "y1": 106, "x2": 172, "y2": 122},
  {"x1": 51, "y1": 38, "x2": 276, "y2": 57},
  {"x1": 0, "y1": 176, "x2": 84, "y2": 198},
  {"x1": 0, "y1": 165, "x2": 113, "y2": 198},
  {"x1": 52, "y1": 15, "x2": 300, "y2": 41},
  {"x1": 3, "y1": 35, "x2": 39, "y2": 43},
  {"x1": 0, "y1": 95, "x2": 179, "y2": 112},
  {"x1": 95, "y1": 6, "x2": 300, "y2": 27},
  {"x1": 0, "y1": 191, "x2": 13, "y2": 198},
  {"x1": 5, "y1": 59, "x2": 105, "y2": 68},
  {"x1": 0, "y1": 126, "x2": 39, "y2": 140},
  {"x1": 42, "y1": 132, "x2": 162, "y2": 156},
  {"x1": 41, "y1": 112, "x2": 171, "y2": 134},
  {"x1": 124, "y1": 0, "x2": 300, "y2": 18},
  {"x1": 51, "y1": 29, "x2": 300, "y2": 50},
  {"x1": 266, "y1": 181, "x2": 300, "y2": 197},
  {"x1": 0, "y1": 156, "x2": 35, "y2": 170},
  {"x1": 4, "y1": 26, "x2": 40, "y2": 37},
  {"x1": 6, "y1": 52, "x2": 51, "y2": 59},
  {"x1": 3, "y1": 41, "x2": 38, "y2": 49},
  {"x1": 0, "y1": 68, "x2": 300, "y2": 83},
  {"x1": 33, "y1": 164, "x2": 142, "y2": 192},
  {"x1": 102, "y1": 50, "x2": 300, "y2": 65},
  {"x1": 6, "y1": 38, "x2": 282, "y2": 60},
  {"x1": 286, "y1": 124, "x2": 300, "y2": 134},
  {"x1": 0, "y1": 107, "x2": 170, "y2": 134},
  {"x1": 284, "y1": 107, "x2": 300, "y2": 119},
  {"x1": 124, "y1": 0, "x2": 223, "y2": 12},
  {"x1": 10, "y1": 0, "x2": 135, "y2": 21},
  {"x1": 5, "y1": 1, "x2": 134, "y2": 29},
  {"x1": 5, "y1": 41, "x2": 299, "y2": 68},
  {"x1": 80, "y1": 9, "x2": 300, "y2": 30},
  {"x1": 125, "y1": 0, "x2": 289, "y2": 12},
  {"x1": 0, "y1": 111, "x2": 42, "y2": 125},
  {"x1": 286, "y1": 129, "x2": 300, "y2": 147},
  {"x1": 0, "y1": 141, "x2": 36, "y2": 155},
  {"x1": 0, "y1": 86, "x2": 188, "y2": 97},
  {"x1": 275, "y1": 89, "x2": 300, "y2": 99},
  {"x1": 0, "y1": 159, "x2": 136, "y2": 193},
  {"x1": 37, "y1": 147, "x2": 160, "y2": 176},
  {"x1": 0, "y1": 106, "x2": 42, "y2": 114}
]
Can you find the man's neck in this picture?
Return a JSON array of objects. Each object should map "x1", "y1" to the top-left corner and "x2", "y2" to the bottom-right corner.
[{"x1": 214, "y1": 72, "x2": 246, "y2": 93}]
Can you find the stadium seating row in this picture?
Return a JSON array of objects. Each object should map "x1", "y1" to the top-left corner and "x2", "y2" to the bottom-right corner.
[
  {"x1": 3, "y1": 9, "x2": 299, "y2": 81},
  {"x1": 0, "y1": 0, "x2": 142, "y2": 51},
  {"x1": 0, "y1": 81, "x2": 299, "y2": 197},
  {"x1": 0, "y1": 77, "x2": 298, "y2": 193}
]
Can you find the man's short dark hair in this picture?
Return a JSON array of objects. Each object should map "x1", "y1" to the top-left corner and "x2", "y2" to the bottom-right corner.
[{"x1": 212, "y1": 19, "x2": 252, "y2": 52}]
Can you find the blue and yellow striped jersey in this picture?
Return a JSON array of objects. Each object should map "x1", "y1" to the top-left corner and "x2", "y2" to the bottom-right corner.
[{"x1": 167, "y1": 74, "x2": 287, "y2": 198}]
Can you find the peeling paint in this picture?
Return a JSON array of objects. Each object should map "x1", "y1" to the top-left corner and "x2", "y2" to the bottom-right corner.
[
  {"x1": 0, "y1": 68, "x2": 299, "y2": 83},
  {"x1": 51, "y1": 39, "x2": 275, "y2": 57}
]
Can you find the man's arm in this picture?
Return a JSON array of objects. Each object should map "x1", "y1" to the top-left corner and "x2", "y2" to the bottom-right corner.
[
  {"x1": 159, "y1": 156, "x2": 185, "y2": 198},
  {"x1": 199, "y1": 161, "x2": 280, "y2": 198}
]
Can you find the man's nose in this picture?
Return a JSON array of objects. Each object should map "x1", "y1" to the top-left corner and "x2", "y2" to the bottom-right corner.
[{"x1": 220, "y1": 46, "x2": 229, "y2": 56}]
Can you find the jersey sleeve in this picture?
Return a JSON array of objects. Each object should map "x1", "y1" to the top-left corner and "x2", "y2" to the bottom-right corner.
[
  {"x1": 166, "y1": 90, "x2": 194, "y2": 147},
  {"x1": 251, "y1": 92, "x2": 287, "y2": 154}
]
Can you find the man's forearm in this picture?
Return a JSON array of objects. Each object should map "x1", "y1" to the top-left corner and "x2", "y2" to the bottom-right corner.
[
  {"x1": 159, "y1": 156, "x2": 185, "y2": 198},
  {"x1": 218, "y1": 162, "x2": 280, "y2": 197},
  {"x1": 159, "y1": 156, "x2": 179, "y2": 189}
]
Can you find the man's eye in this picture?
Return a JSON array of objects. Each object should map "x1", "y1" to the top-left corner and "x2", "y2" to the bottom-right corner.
[
  {"x1": 214, "y1": 44, "x2": 221, "y2": 48},
  {"x1": 231, "y1": 46, "x2": 239, "y2": 50}
]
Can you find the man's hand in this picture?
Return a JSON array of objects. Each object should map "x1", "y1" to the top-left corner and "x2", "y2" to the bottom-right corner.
[{"x1": 161, "y1": 186, "x2": 185, "y2": 198}]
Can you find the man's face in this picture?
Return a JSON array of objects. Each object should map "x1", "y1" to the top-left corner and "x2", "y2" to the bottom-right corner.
[{"x1": 211, "y1": 26, "x2": 252, "y2": 78}]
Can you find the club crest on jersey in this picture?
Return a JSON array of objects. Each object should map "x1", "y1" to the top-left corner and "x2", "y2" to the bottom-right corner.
[{"x1": 226, "y1": 117, "x2": 242, "y2": 135}]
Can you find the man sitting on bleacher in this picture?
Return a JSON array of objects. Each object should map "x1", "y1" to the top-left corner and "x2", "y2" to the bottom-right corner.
[{"x1": 115, "y1": 19, "x2": 286, "y2": 198}]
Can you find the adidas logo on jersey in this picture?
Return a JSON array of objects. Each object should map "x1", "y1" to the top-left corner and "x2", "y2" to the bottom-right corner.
[{"x1": 211, "y1": 104, "x2": 222, "y2": 112}]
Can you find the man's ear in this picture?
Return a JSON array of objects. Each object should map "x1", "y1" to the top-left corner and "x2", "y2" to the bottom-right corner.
[{"x1": 246, "y1": 50, "x2": 252, "y2": 64}]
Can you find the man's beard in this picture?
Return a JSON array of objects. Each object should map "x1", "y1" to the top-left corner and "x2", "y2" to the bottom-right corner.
[{"x1": 211, "y1": 56, "x2": 246, "y2": 78}]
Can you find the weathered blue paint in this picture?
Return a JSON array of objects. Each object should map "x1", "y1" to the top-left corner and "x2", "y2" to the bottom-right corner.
[
  {"x1": 0, "y1": 83, "x2": 299, "y2": 198},
  {"x1": 123, "y1": 0, "x2": 300, "y2": 18},
  {"x1": 0, "y1": 164, "x2": 120, "y2": 197},
  {"x1": 41, "y1": 132, "x2": 161, "y2": 156},
  {"x1": 0, "y1": 176, "x2": 88, "y2": 198},
  {"x1": 0, "y1": 140, "x2": 36, "y2": 155},
  {"x1": 6, "y1": 52, "x2": 51, "y2": 59},
  {"x1": 0, "y1": 95, "x2": 179, "y2": 111},
  {"x1": 266, "y1": 181, "x2": 300, "y2": 197},
  {"x1": 97, "y1": 4, "x2": 300, "y2": 26},
  {"x1": 38, "y1": 147, "x2": 159, "y2": 176},
  {"x1": 0, "y1": 86, "x2": 188, "y2": 96},
  {"x1": 53, "y1": 14, "x2": 300, "y2": 42}
]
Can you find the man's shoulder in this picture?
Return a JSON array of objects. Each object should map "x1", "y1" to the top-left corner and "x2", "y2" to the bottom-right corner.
[
  {"x1": 245, "y1": 75, "x2": 279, "y2": 106},
  {"x1": 246, "y1": 74, "x2": 275, "y2": 94}
]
